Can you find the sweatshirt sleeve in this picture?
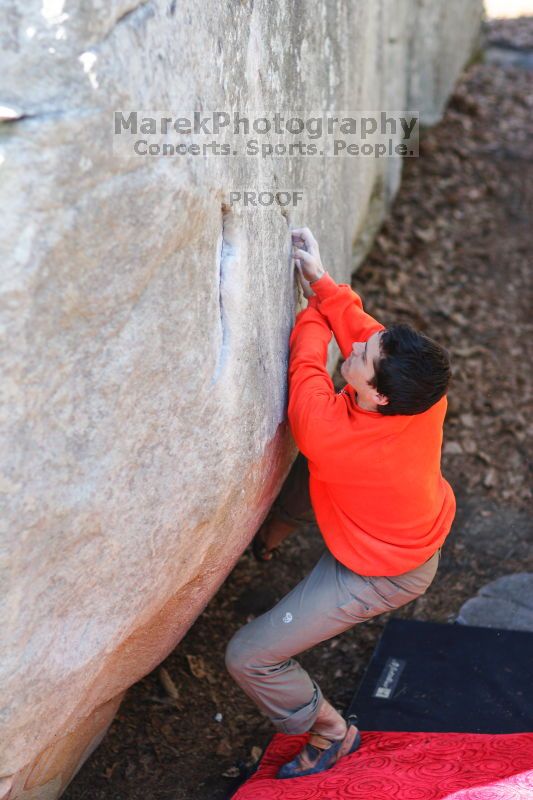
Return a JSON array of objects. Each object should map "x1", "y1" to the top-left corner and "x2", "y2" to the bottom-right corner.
[
  {"x1": 311, "y1": 272, "x2": 385, "y2": 359},
  {"x1": 287, "y1": 303, "x2": 342, "y2": 458}
]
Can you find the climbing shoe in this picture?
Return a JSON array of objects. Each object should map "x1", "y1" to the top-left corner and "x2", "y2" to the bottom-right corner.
[{"x1": 276, "y1": 715, "x2": 361, "y2": 779}]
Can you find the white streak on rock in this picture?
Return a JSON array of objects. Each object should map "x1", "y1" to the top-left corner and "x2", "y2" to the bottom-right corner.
[
  {"x1": 41, "y1": 0, "x2": 66, "y2": 23},
  {"x1": 79, "y1": 51, "x2": 99, "y2": 89},
  {"x1": 0, "y1": 106, "x2": 22, "y2": 121}
]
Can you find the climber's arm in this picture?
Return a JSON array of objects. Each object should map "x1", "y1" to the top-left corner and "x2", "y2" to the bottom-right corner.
[{"x1": 291, "y1": 227, "x2": 384, "y2": 360}]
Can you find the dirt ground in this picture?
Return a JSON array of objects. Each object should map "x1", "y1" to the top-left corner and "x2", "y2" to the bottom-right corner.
[{"x1": 63, "y1": 19, "x2": 533, "y2": 800}]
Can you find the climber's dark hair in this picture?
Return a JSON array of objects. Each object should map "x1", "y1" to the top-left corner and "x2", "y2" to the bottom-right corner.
[{"x1": 370, "y1": 323, "x2": 451, "y2": 415}]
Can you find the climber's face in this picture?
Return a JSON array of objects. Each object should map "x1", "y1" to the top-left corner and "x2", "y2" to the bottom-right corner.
[{"x1": 340, "y1": 330, "x2": 389, "y2": 410}]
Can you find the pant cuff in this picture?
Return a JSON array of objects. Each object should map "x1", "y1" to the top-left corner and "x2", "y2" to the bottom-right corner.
[{"x1": 270, "y1": 682, "x2": 324, "y2": 735}]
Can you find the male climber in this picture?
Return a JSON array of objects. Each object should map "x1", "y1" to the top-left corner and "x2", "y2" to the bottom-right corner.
[{"x1": 225, "y1": 226, "x2": 455, "y2": 779}]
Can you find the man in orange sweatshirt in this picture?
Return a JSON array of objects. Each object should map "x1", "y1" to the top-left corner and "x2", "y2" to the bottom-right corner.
[{"x1": 225, "y1": 227, "x2": 455, "y2": 779}]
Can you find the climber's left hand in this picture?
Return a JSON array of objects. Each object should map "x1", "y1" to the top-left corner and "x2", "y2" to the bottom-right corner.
[{"x1": 291, "y1": 227, "x2": 326, "y2": 284}]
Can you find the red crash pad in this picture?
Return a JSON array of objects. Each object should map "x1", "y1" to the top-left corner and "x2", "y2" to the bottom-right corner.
[{"x1": 232, "y1": 731, "x2": 533, "y2": 800}]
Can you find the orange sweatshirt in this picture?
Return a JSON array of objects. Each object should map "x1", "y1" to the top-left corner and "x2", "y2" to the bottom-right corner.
[{"x1": 287, "y1": 272, "x2": 456, "y2": 576}]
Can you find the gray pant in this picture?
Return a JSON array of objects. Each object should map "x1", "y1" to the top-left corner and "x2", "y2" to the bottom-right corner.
[{"x1": 225, "y1": 545, "x2": 440, "y2": 735}]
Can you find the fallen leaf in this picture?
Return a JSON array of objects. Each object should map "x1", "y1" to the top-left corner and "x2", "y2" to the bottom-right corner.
[
  {"x1": 484, "y1": 468, "x2": 497, "y2": 488},
  {"x1": 462, "y1": 438, "x2": 477, "y2": 455},
  {"x1": 414, "y1": 227, "x2": 436, "y2": 243},
  {"x1": 216, "y1": 739, "x2": 233, "y2": 757},
  {"x1": 444, "y1": 441, "x2": 463, "y2": 455},
  {"x1": 159, "y1": 667, "x2": 180, "y2": 701},
  {"x1": 452, "y1": 345, "x2": 489, "y2": 358},
  {"x1": 249, "y1": 746, "x2": 263, "y2": 764},
  {"x1": 222, "y1": 766, "x2": 241, "y2": 778},
  {"x1": 186, "y1": 654, "x2": 208, "y2": 679}
]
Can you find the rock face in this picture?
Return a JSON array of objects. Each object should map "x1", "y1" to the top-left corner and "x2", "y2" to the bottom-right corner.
[{"x1": 0, "y1": 1, "x2": 482, "y2": 796}]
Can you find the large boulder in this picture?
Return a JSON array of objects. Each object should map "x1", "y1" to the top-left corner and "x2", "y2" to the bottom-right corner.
[{"x1": 0, "y1": 1, "x2": 482, "y2": 797}]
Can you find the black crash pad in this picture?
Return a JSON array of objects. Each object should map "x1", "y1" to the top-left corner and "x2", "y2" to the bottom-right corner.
[{"x1": 348, "y1": 618, "x2": 533, "y2": 733}]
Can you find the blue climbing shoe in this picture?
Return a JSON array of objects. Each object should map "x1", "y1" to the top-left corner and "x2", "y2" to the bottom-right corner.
[{"x1": 276, "y1": 715, "x2": 361, "y2": 779}]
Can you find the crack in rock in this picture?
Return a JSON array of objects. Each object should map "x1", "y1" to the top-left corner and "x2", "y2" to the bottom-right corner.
[
  {"x1": 106, "y1": 0, "x2": 156, "y2": 39},
  {"x1": 212, "y1": 204, "x2": 239, "y2": 384}
]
